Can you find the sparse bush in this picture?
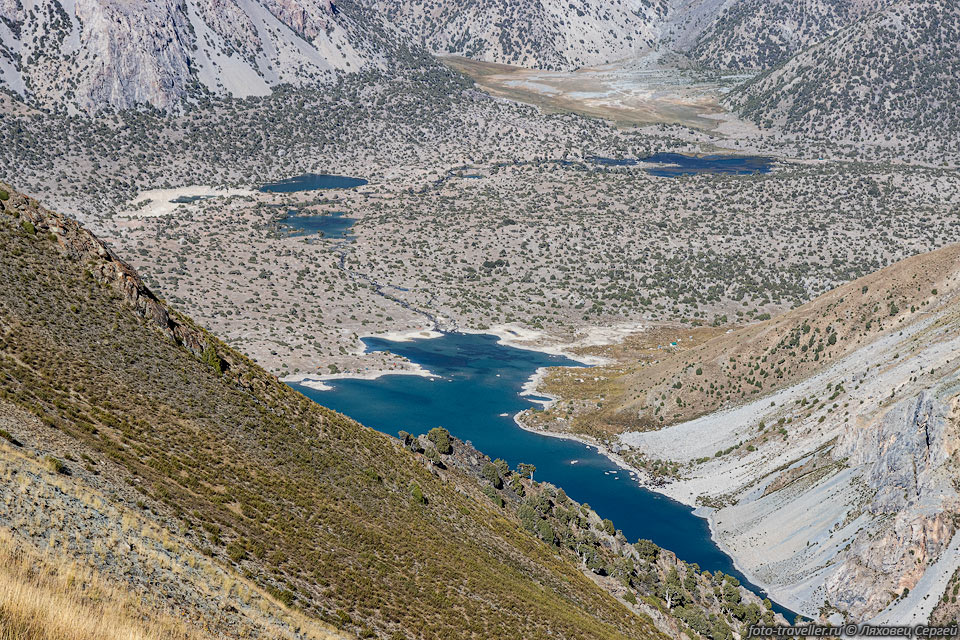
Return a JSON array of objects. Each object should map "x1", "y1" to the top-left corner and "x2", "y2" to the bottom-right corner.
[
  {"x1": 201, "y1": 345, "x2": 223, "y2": 375},
  {"x1": 227, "y1": 543, "x2": 247, "y2": 562},
  {"x1": 44, "y1": 455, "x2": 68, "y2": 474},
  {"x1": 410, "y1": 483, "x2": 426, "y2": 504},
  {"x1": 482, "y1": 462, "x2": 502, "y2": 489},
  {"x1": 635, "y1": 539, "x2": 659, "y2": 561},
  {"x1": 427, "y1": 426, "x2": 452, "y2": 454},
  {"x1": 483, "y1": 485, "x2": 504, "y2": 507}
]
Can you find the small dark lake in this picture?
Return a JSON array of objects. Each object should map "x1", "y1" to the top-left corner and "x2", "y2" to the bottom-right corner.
[
  {"x1": 589, "y1": 153, "x2": 774, "y2": 177},
  {"x1": 289, "y1": 332, "x2": 797, "y2": 620},
  {"x1": 170, "y1": 195, "x2": 212, "y2": 204},
  {"x1": 280, "y1": 211, "x2": 355, "y2": 239},
  {"x1": 259, "y1": 174, "x2": 368, "y2": 193}
]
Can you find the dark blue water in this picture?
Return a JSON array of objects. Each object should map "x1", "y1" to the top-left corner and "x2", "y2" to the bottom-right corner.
[
  {"x1": 589, "y1": 153, "x2": 774, "y2": 177},
  {"x1": 259, "y1": 173, "x2": 368, "y2": 193},
  {"x1": 289, "y1": 332, "x2": 797, "y2": 620},
  {"x1": 280, "y1": 211, "x2": 355, "y2": 239}
]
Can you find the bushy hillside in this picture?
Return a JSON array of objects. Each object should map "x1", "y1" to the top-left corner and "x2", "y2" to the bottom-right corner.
[
  {"x1": 359, "y1": 0, "x2": 667, "y2": 70},
  {"x1": 725, "y1": 0, "x2": 960, "y2": 142},
  {"x1": 532, "y1": 241, "x2": 960, "y2": 436},
  {"x1": 689, "y1": 0, "x2": 886, "y2": 70}
]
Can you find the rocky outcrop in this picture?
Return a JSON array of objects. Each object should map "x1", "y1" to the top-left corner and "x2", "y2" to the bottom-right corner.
[
  {"x1": 825, "y1": 391, "x2": 960, "y2": 615},
  {"x1": 0, "y1": 182, "x2": 255, "y2": 384}
]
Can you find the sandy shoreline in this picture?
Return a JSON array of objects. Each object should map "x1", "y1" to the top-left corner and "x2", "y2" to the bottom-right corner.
[
  {"x1": 519, "y1": 367, "x2": 561, "y2": 408},
  {"x1": 458, "y1": 322, "x2": 631, "y2": 365},
  {"x1": 361, "y1": 327, "x2": 444, "y2": 343},
  {"x1": 119, "y1": 186, "x2": 257, "y2": 219}
]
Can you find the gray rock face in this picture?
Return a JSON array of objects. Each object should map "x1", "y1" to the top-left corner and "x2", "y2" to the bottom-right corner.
[
  {"x1": 825, "y1": 390, "x2": 960, "y2": 615},
  {"x1": 838, "y1": 392, "x2": 955, "y2": 515},
  {"x1": 0, "y1": 0, "x2": 387, "y2": 112}
]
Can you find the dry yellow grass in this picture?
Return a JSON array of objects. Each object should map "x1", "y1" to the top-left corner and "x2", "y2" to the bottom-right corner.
[
  {"x1": 0, "y1": 433, "x2": 351, "y2": 640},
  {"x1": 0, "y1": 529, "x2": 200, "y2": 640}
]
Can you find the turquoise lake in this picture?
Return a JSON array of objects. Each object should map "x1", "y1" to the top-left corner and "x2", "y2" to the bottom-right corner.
[
  {"x1": 280, "y1": 211, "x2": 355, "y2": 239},
  {"x1": 289, "y1": 331, "x2": 797, "y2": 620}
]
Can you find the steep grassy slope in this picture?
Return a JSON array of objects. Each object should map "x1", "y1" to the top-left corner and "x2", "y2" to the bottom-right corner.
[
  {"x1": 726, "y1": 0, "x2": 960, "y2": 142},
  {"x1": 0, "y1": 184, "x2": 670, "y2": 638}
]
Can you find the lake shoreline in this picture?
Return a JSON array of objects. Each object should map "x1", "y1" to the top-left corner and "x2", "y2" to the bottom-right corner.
[
  {"x1": 290, "y1": 328, "x2": 798, "y2": 621},
  {"x1": 281, "y1": 361, "x2": 438, "y2": 391},
  {"x1": 512, "y1": 404, "x2": 805, "y2": 620}
]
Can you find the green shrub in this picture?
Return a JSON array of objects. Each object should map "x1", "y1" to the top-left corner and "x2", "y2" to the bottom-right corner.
[
  {"x1": 268, "y1": 586, "x2": 295, "y2": 606},
  {"x1": 427, "y1": 426, "x2": 452, "y2": 454},
  {"x1": 0, "y1": 429, "x2": 21, "y2": 446},
  {"x1": 227, "y1": 542, "x2": 247, "y2": 562},
  {"x1": 201, "y1": 345, "x2": 223, "y2": 375},
  {"x1": 410, "y1": 483, "x2": 426, "y2": 504},
  {"x1": 482, "y1": 462, "x2": 502, "y2": 488},
  {"x1": 483, "y1": 485, "x2": 504, "y2": 507},
  {"x1": 537, "y1": 519, "x2": 555, "y2": 544},
  {"x1": 634, "y1": 539, "x2": 659, "y2": 561},
  {"x1": 0, "y1": 189, "x2": 8, "y2": 201},
  {"x1": 21, "y1": 220, "x2": 36, "y2": 235},
  {"x1": 44, "y1": 455, "x2": 68, "y2": 474}
]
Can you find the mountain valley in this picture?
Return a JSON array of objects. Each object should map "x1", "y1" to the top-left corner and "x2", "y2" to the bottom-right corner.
[{"x1": 1, "y1": 0, "x2": 959, "y2": 637}]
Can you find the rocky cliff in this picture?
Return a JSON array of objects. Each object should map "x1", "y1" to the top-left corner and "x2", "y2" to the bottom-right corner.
[
  {"x1": 0, "y1": 0, "x2": 391, "y2": 112},
  {"x1": 0, "y1": 181, "x2": 267, "y2": 394},
  {"x1": 608, "y1": 244, "x2": 960, "y2": 622}
]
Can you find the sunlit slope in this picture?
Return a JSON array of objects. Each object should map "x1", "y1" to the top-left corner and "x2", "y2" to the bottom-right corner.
[
  {"x1": 548, "y1": 241, "x2": 960, "y2": 435},
  {"x1": 0, "y1": 183, "x2": 665, "y2": 638}
]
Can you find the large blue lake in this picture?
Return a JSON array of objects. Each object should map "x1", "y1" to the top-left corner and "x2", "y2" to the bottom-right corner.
[
  {"x1": 260, "y1": 173, "x2": 368, "y2": 193},
  {"x1": 289, "y1": 331, "x2": 797, "y2": 619}
]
